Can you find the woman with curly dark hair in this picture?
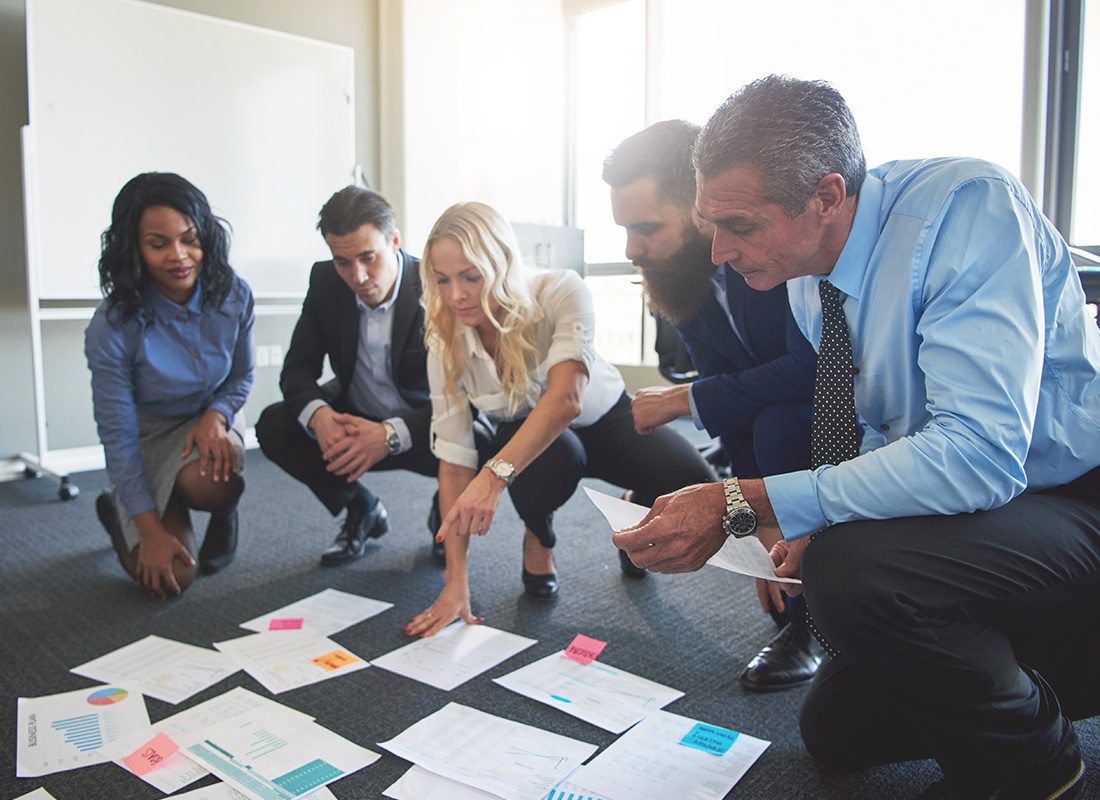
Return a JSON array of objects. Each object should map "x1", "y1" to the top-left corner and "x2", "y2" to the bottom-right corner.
[{"x1": 84, "y1": 172, "x2": 254, "y2": 597}]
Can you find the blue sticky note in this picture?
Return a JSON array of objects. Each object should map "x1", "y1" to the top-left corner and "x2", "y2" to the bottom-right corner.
[{"x1": 679, "y1": 722, "x2": 739, "y2": 755}]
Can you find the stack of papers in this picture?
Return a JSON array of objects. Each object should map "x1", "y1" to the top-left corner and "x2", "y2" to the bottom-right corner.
[
  {"x1": 214, "y1": 631, "x2": 369, "y2": 694},
  {"x1": 371, "y1": 623, "x2": 536, "y2": 691},
  {"x1": 379, "y1": 702, "x2": 597, "y2": 800}
]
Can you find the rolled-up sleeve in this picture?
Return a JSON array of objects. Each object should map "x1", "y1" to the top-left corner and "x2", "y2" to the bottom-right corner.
[
  {"x1": 542, "y1": 271, "x2": 596, "y2": 376},
  {"x1": 427, "y1": 344, "x2": 478, "y2": 469},
  {"x1": 85, "y1": 309, "x2": 155, "y2": 517}
]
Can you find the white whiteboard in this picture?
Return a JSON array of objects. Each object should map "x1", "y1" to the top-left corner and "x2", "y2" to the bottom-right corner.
[{"x1": 25, "y1": 0, "x2": 356, "y2": 299}]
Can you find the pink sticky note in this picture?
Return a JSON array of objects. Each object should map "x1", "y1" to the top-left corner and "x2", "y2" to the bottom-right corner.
[
  {"x1": 563, "y1": 634, "x2": 607, "y2": 665},
  {"x1": 123, "y1": 732, "x2": 179, "y2": 776},
  {"x1": 269, "y1": 617, "x2": 305, "y2": 630}
]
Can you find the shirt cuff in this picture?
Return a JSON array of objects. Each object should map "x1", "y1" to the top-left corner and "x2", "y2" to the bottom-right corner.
[
  {"x1": 763, "y1": 469, "x2": 829, "y2": 541},
  {"x1": 385, "y1": 417, "x2": 412, "y2": 455},
  {"x1": 299, "y1": 400, "x2": 329, "y2": 438},
  {"x1": 688, "y1": 384, "x2": 706, "y2": 430},
  {"x1": 431, "y1": 434, "x2": 479, "y2": 470},
  {"x1": 206, "y1": 401, "x2": 235, "y2": 429}
]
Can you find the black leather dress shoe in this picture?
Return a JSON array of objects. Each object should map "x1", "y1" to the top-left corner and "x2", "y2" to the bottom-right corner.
[
  {"x1": 321, "y1": 500, "x2": 389, "y2": 566},
  {"x1": 522, "y1": 568, "x2": 559, "y2": 599},
  {"x1": 427, "y1": 492, "x2": 445, "y2": 562},
  {"x1": 199, "y1": 507, "x2": 239, "y2": 574},
  {"x1": 96, "y1": 490, "x2": 132, "y2": 570},
  {"x1": 993, "y1": 716, "x2": 1086, "y2": 800},
  {"x1": 739, "y1": 621, "x2": 822, "y2": 692},
  {"x1": 618, "y1": 548, "x2": 647, "y2": 579}
]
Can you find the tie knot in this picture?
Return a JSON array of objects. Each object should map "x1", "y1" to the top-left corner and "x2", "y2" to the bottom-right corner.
[{"x1": 819, "y1": 279, "x2": 842, "y2": 307}]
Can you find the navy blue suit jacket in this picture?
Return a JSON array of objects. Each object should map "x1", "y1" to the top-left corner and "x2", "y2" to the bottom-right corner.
[{"x1": 674, "y1": 264, "x2": 816, "y2": 475}]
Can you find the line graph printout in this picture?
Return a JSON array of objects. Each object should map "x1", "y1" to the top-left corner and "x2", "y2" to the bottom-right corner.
[
  {"x1": 178, "y1": 708, "x2": 379, "y2": 800},
  {"x1": 71, "y1": 634, "x2": 240, "y2": 704},
  {"x1": 214, "y1": 631, "x2": 368, "y2": 694},
  {"x1": 371, "y1": 622, "x2": 536, "y2": 691},
  {"x1": 239, "y1": 589, "x2": 394, "y2": 637},
  {"x1": 493, "y1": 651, "x2": 684, "y2": 733},
  {"x1": 378, "y1": 702, "x2": 597, "y2": 800},
  {"x1": 99, "y1": 687, "x2": 315, "y2": 794},
  {"x1": 566, "y1": 709, "x2": 770, "y2": 800},
  {"x1": 16, "y1": 684, "x2": 149, "y2": 777},
  {"x1": 384, "y1": 766, "x2": 610, "y2": 800}
]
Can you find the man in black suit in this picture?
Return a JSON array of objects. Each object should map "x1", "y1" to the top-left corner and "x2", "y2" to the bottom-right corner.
[{"x1": 257, "y1": 186, "x2": 440, "y2": 566}]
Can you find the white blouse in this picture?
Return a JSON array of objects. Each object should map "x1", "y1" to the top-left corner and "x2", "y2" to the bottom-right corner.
[{"x1": 428, "y1": 269, "x2": 625, "y2": 469}]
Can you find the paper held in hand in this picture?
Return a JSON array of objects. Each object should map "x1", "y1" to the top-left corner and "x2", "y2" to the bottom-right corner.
[{"x1": 583, "y1": 487, "x2": 801, "y2": 584}]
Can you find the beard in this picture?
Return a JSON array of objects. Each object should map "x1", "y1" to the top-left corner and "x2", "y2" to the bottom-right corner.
[{"x1": 635, "y1": 230, "x2": 718, "y2": 325}]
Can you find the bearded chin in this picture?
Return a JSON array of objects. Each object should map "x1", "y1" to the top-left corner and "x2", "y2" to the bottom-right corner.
[{"x1": 637, "y1": 234, "x2": 717, "y2": 325}]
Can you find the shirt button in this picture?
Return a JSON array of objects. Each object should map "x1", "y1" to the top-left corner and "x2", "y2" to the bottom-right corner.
[{"x1": 882, "y1": 423, "x2": 890, "y2": 431}]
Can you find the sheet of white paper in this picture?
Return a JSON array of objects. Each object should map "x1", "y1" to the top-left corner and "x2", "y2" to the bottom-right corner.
[
  {"x1": 378, "y1": 702, "x2": 597, "y2": 800},
  {"x1": 178, "y1": 708, "x2": 378, "y2": 800},
  {"x1": 99, "y1": 686, "x2": 314, "y2": 794},
  {"x1": 583, "y1": 487, "x2": 801, "y2": 584},
  {"x1": 16, "y1": 684, "x2": 150, "y2": 777},
  {"x1": 13, "y1": 789, "x2": 59, "y2": 799},
  {"x1": 371, "y1": 623, "x2": 536, "y2": 691},
  {"x1": 567, "y1": 709, "x2": 770, "y2": 800},
  {"x1": 239, "y1": 588, "x2": 393, "y2": 636},
  {"x1": 493, "y1": 651, "x2": 683, "y2": 733},
  {"x1": 384, "y1": 766, "x2": 609, "y2": 800},
  {"x1": 169, "y1": 781, "x2": 337, "y2": 800},
  {"x1": 214, "y1": 631, "x2": 369, "y2": 694},
  {"x1": 71, "y1": 634, "x2": 240, "y2": 705}
]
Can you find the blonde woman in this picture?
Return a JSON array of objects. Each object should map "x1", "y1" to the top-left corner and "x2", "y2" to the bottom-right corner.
[{"x1": 405, "y1": 202, "x2": 713, "y2": 636}]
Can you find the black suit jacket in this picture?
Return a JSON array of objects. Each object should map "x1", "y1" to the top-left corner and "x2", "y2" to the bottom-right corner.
[{"x1": 279, "y1": 251, "x2": 431, "y2": 447}]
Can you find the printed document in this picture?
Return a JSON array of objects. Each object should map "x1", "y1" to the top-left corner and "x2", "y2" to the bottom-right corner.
[
  {"x1": 378, "y1": 702, "x2": 597, "y2": 800},
  {"x1": 584, "y1": 487, "x2": 801, "y2": 584},
  {"x1": 240, "y1": 588, "x2": 393, "y2": 636},
  {"x1": 16, "y1": 684, "x2": 149, "y2": 777},
  {"x1": 494, "y1": 651, "x2": 683, "y2": 733},
  {"x1": 385, "y1": 766, "x2": 609, "y2": 800},
  {"x1": 371, "y1": 623, "x2": 536, "y2": 691},
  {"x1": 71, "y1": 634, "x2": 239, "y2": 704},
  {"x1": 169, "y1": 779, "x2": 337, "y2": 800},
  {"x1": 214, "y1": 631, "x2": 368, "y2": 694}
]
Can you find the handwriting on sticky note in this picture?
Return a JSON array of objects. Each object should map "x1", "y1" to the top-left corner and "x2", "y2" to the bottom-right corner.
[
  {"x1": 679, "y1": 722, "x2": 739, "y2": 755},
  {"x1": 311, "y1": 650, "x2": 359, "y2": 671},
  {"x1": 123, "y1": 732, "x2": 179, "y2": 776},
  {"x1": 563, "y1": 634, "x2": 607, "y2": 665},
  {"x1": 268, "y1": 617, "x2": 304, "y2": 630}
]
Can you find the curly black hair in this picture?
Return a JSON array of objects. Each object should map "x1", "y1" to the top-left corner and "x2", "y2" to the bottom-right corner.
[{"x1": 98, "y1": 172, "x2": 235, "y2": 321}]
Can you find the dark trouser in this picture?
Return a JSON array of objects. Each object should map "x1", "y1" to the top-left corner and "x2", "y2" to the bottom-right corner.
[
  {"x1": 798, "y1": 465, "x2": 1100, "y2": 795},
  {"x1": 493, "y1": 393, "x2": 715, "y2": 547},
  {"x1": 722, "y1": 402, "x2": 814, "y2": 629},
  {"x1": 255, "y1": 400, "x2": 437, "y2": 516}
]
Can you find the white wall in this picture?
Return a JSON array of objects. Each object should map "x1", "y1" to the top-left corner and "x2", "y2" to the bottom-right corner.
[{"x1": 391, "y1": 0, "x2": 566, "y2": 254}]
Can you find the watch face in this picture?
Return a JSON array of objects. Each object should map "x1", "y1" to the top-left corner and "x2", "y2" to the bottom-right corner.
[{"x1": 724, "y1": 508, "x2": 757, "y2": 537}]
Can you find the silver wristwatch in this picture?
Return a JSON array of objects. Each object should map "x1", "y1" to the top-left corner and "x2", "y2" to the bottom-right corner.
[
  {"x1": 721, "y1": 477, "x2": 758, "y2": 538},
  {"x1": 381, "y1": 420, "x2": 401, "y2": 455},
  {"x1": 484, "y1": 458, "x2": 516, "y2": 486}
]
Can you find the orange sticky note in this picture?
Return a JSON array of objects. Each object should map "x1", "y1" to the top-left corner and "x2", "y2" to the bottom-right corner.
[
  {"x1": 563, "y1": 634, "x2": 607, "y2": 665},
  {"x1": 123, "y1": 732, "x2": 179, "y2": 776},
  {"x1": 311, "y1": 649, "x2": 359, "y2": 671}
]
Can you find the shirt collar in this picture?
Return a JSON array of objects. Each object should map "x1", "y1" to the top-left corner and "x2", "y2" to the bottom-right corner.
[
  {"x1": 356, "y1": 250, "x2": 404, "y2": 313},
  {"x1": 824, "y1": 171, "x2": 882, "y2": 301},
  {"x1": 146, "y1": 276, "x2": 203, "y2": 322}
]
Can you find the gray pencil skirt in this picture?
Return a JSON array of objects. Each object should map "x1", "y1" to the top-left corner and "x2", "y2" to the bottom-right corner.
[{"x1": 111, "y1": 411, "x2": 247, "y2": 552}]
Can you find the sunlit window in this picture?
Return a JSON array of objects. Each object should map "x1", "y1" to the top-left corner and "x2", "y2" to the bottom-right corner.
[{"x1": 1072, "y1": 0, "x2": 1099, "y2": 245}]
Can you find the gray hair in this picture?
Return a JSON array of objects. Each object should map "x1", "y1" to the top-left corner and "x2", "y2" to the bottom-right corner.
[{"x1": 693, "y1": 75, "x2": 866, "y2": 217}]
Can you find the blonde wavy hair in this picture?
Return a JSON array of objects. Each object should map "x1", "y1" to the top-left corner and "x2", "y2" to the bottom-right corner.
[{"x1": 421, "y1": 202, "x2": 541, "y2": 415}]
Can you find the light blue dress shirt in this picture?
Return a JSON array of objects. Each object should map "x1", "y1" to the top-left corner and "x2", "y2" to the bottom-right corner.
[
  {"x1": 297, "y1": 252, "x2": 413, "y2": 451},
  {"x1": 766, "y1": 158, "x2": 1100, "y2": 541},
  {"x1": 85, "y1": 275, "x2": 255, "y2": 517}
]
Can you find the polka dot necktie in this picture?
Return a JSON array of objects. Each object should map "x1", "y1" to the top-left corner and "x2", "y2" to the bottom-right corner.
[{"x1": 805, "y1": 279, "x2": 860, "y2": 658}]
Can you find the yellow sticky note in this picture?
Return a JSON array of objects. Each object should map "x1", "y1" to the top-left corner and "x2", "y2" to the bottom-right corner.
[{"x1": 311, "y1": 650, "x2": 359, "y2": 671}]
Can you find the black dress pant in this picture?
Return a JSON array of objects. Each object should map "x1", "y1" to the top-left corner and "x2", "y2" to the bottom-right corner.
[
  {"x1": 798, "y1": 465, "x2": 1100, "y2": 795},
  {"x1": 256, "y1": 400, "x2": 437, "y2": 516},
  {"x1": 492, "y1": 393, "x2": 716, "y2": 547}
]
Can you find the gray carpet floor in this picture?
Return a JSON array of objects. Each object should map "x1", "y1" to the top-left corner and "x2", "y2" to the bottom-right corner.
[{"x1": 1, "y1": 452, "x2": 1097, "y2": 800}]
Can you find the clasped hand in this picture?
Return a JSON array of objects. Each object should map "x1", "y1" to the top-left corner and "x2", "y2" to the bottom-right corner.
[
  {"x1": 313, "y1": 410, "x2": 389, "y2": 482},
  {"x1": 181, "y1": 409, "x2": 236, "y2": 482}
]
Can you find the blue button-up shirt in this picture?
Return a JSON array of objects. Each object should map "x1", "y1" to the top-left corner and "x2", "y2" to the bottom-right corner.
[
  {"x1": 85, "y1": 275, "x2": 255, "y2": 516},
  {"x1": 766, "y1": 158, "x2": 1100, "y2": 540}
]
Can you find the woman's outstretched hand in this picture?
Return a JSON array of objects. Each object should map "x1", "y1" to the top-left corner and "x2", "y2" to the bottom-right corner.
[
  {"x1": 436, "y1": 468, "x2": 505, "y2": 543},
  {"x1": 404, "y1": 581, "x2": 482, "y2": 638}
]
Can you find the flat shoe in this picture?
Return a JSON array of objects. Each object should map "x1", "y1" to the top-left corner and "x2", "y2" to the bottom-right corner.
[{"x1": 199, "y1": 507, "x2": 239, "y2": 575}]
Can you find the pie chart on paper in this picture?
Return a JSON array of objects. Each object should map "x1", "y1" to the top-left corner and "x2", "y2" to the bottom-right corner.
[{"x1": 87, "y1": 687, "x2": 129, "y2": 706}]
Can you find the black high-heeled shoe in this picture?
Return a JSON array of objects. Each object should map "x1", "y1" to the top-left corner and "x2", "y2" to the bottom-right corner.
[{"x1": 522, "y1": 567, "x2": 559, "y2": 599}]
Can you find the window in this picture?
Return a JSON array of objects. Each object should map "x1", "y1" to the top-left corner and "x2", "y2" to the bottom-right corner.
[{"x1": 1072, "y1": 0, "x2": 1099, "y2": 246}]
